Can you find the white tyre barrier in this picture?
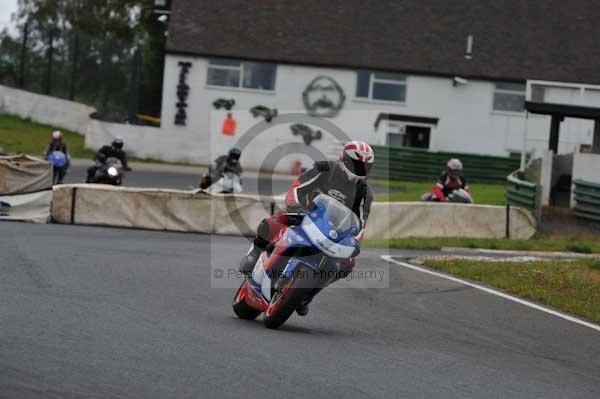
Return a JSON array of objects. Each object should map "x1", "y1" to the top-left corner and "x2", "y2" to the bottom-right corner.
[
  {"x1": 0, "y1": 190, "x2": 52, "y2": 223},
  {"x1": 51, "y1": 185, "x2": 536, "y2": 240},
  {"x1": 366, "y1": 202, "x2": 536, "y2": 240}
]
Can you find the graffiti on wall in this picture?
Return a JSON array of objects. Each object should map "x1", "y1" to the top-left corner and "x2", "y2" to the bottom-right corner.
[
  {"x1": 174, "y1": 61, "x2": 192, "y2": 125},
  {"x1": 302, "y1": 76, "x2": 345, "y2": 118}
]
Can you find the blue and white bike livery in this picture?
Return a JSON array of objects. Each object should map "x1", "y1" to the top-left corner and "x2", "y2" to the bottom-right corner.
[
  {"x1": 233, "y1": 194, "x2": 360, "y2": 329},
  {"x1": 47, "y1": 151, "x2": 68, "y2": 184}
]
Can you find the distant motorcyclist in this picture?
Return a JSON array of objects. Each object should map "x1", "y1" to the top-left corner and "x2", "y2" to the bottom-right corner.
[
  {"x1": 200, "y1": 147, "x2": 243, "y2": 189},
  {"x1": 86, "y1": 138, "x2": 130, "y2": 183},
  {"x1": 238, "y1": 141, "x2": 375, "y2": 316},
  {"x1": 44, "y1": 130, "x2": 70, "y2": 184},
  {"x1": 421, "y1": 158, "x2": 472, "y2": 203}
]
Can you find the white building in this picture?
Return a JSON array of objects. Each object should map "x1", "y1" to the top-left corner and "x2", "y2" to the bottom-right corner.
[{"x1": 155, "y1": 0, "x2": 600, "y2": 172}]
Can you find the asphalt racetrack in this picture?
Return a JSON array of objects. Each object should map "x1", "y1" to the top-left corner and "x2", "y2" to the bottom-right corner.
[{"x1": 2, "y1": 221, "x2": 599, "y2": 398}]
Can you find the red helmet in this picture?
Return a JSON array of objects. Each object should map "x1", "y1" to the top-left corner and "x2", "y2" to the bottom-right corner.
[{"x1": 340, "y1": 141, "x2": 374, "y2": 180}]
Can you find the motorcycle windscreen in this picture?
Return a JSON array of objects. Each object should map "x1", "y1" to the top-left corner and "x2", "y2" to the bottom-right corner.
[
  {"x1": 300, "y1": 194, "x2": 359, "y2": 259},
  {"x1": 312, "y1": 194, "x2": 360, "y2": 233}
]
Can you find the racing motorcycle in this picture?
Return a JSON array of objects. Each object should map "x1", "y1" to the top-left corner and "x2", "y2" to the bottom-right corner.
[
  {"x1": 421, "y1": 188, "x2": 473, "y2": 204},
  {"x1": 89, "y1": 157, "x2": 124, "y2": 185},
  {"x1": 446, "y1": 188, "x2": 473, "y2": 203},
  {"x1": 47, "y1": 150, "x2": 68, "y2": 185},
  {"x1": 232, "y1": 194, "x2": 360, "y2": 329},
  {"x1": 205, "y1": 171, "x2": 242, "y2": 194}
]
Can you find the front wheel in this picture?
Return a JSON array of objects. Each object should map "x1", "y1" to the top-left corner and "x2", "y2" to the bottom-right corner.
[
  {"x1": 232, "y1": 283, "x2": 261, "y2": 320},
  {"x1": 263, "y1": 265, "x2": 316, "y2": 329}
]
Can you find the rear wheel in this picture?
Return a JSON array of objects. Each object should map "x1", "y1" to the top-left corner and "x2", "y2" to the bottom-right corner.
[
  {"x1": 263, "y1": 265, "x2": 316, "y2": 329},
  {"x1": 232, "y1": 283, "x2": 261, "y2": 320}
]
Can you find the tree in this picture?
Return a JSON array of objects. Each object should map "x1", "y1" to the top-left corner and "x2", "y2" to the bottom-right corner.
[
  {"x1": 5, "y1": 0, "x2": 166, "y2": 119},
  {"x1": 0, "y1": 29, "x2": 20, "y2": 86}
]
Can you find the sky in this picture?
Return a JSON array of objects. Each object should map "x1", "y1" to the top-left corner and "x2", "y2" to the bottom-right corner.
[{"x1": 0, "y1": 0, "x2": 17, "y2": 34}]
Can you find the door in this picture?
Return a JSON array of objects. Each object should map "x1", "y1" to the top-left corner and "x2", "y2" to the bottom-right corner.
[{"x1": 405, "y1": 125, "x2": 430, "y2": 149}]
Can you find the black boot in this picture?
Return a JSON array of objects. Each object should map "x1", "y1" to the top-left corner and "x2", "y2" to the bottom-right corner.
[
  {"x1": 296, "y1": 287, "x2": 321, "y2": 316},
  {"x1": 296, "y1": 302, "x2": 309, "y2": 316},
  {"x1": 239, "y1": 244, "x2": 262, "y2": 274}
]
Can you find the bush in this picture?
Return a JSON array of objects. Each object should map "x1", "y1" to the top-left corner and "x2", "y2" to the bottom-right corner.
[
  {"x1": 590, "y1": 261, "x2": 600, "y2": 271},
  {"x1": 566, "y1": 244, "x2": 593, "y2": 254}
]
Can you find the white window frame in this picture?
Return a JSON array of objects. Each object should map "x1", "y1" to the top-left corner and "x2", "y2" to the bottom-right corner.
[
  {"x1": 492, "y1": 82, "x2": 526, "y2": 114},
  {"x1": 526, "y1": 79, "x2": 600, "y2": 105},
  {"x1": 206, "y1": 60, "x2": 276, "y2": 92},
  {"x1": 357, "y1": 72, "x2": 407, "y2": 103}
]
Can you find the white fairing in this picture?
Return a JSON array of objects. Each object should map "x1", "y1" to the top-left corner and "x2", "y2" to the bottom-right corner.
[
  {"x1": 251, "y1": 253, "x2": 272, "y2": 301},
  {"x1": 206, "y1": 173, "x2": 242, "y2": 194},
  {"x1": 301, "y1": 217, "x2": 356, "y2": 259},
  {"x1": 448, "y1": 188, "x2": 473, "y2": 203}
]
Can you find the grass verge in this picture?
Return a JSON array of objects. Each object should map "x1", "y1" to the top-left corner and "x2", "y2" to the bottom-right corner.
[
  {"x1": 371, "y1": 179, "x2": 506, "y2": 205},
  {"x1": 0, "y1": 114, "x2": 94, "y2": 158},
  {"x1": 0, "y1": 114, "x2": 206, "y2": 166},
  {"x1": 364, "y1": 234, "x2": 600, "y2": 253},
  {"x1": 422, "y1": 258, "x2": 600, "y2": 323}
]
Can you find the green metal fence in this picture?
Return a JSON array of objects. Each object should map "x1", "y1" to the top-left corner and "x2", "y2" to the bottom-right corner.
[
  {"x1": 573, "y1": 179, "x2": 600, "y2": 222},
  {"x1": 370, "y1": 145, "x2": 521, "y2": 183},
  {"x1": 505, "y1": 172, "x2": 538, "y2": 215}
]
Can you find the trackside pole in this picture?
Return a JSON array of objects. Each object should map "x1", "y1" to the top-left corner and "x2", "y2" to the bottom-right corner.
[
  {"x1": 505, "y1": 204, "x2": 510, "y2": 239},
  {"x1": 520, "y1": 112, "x2": 529, "y2": 172}
]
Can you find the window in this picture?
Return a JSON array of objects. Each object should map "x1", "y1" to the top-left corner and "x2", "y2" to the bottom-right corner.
[
  {"x1": 531, "y1": 84, "x2": 545, "y2": 102},
  {"x1": 356, "y1": 71, "x2": 406, "y2": 102},
  {"x1": 493, "y1": 82, "x2": 525, "y2": 112},
  {"x1": 207, "y1": 59, "x2": 276, "y2": 91}
]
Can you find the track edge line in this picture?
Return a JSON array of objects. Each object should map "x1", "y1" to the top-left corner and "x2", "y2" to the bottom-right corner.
[{"x1": 380, "y1": 255, "x2": 600, "y2": 333}]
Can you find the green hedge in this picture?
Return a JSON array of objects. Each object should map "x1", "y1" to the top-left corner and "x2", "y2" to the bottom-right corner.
[{"x1": 370, "y1": 145, "x2": 520, "y2": 183}]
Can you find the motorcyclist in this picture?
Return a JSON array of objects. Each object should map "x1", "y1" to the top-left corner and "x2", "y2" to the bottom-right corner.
[
  {"x1": 44, "y1": 130, "x2": 70, "y2": 184},
  {"x1": 86, "y1": 138, "x2": 130, "y2": 183},
  {"x1": 239, "y1": 141, "x2": 375, "y2": 316},
  {"x1": 421, "y1": 158, "x2": 470, "y2": 202},
  {"x1": 200, "y1": 147, "x2": 243, "y2": 189}
]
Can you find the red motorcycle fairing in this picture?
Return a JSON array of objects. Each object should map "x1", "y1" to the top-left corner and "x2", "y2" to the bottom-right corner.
[
  {"x1": 235, "y1": 280, "x2": 269, "y2": 312},
  {"x1": 234, "y1": 228, "x2": 294, "y2": 313}
]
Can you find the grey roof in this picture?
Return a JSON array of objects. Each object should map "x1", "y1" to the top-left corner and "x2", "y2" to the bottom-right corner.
[{"x1": 167, "y1": 0, "x2": 600, "y2": 84}]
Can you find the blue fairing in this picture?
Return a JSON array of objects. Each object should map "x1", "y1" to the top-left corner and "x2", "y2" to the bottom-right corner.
[
  {"x1": 278, "y1": 196, "x2": 359, "y2": 277},
  {"x1": 270, "y1": 226, "x2": 318, "y2": 279},
  {"x1": 48, "y1": 151, "x2": 67, "y2": 167},
  {"x1": 300, "y1": 199, "x2": 359, "y2": 259}
]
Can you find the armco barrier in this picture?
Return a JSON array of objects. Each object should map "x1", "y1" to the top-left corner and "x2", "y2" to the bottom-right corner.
[
  {"x1": 370, "y1": 145, "x2": 520, "y2": 183},
  {"x1": 573, "y1": 179, "x2": 600, "y2": 222},
  {"x1": 51, "y1": 185, "x2": 536, "y2": 240},
  {"x1": 506, "y1": 171, "x2": 539, "y2": 218}
]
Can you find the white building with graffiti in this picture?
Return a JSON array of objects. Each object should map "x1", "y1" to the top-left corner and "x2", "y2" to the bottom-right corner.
[{"x1": 153, "y1": 0, "x2": 600, "y2": 172}]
